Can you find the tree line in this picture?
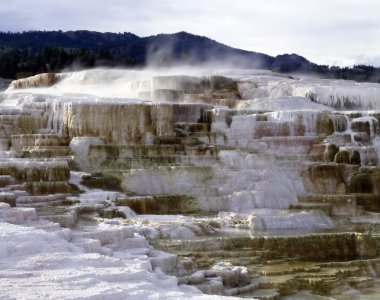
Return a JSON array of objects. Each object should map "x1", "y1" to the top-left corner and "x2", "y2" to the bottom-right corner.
[
  {"x1": 0, "y1": 45, "x2": 379, "y2": 84},
  {"x1": 0, "y1": 46, "x2": 139, "y2": 79}
]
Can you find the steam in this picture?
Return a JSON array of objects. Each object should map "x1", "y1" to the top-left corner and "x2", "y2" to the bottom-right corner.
[
  {"x1": 5, "y1": 64, "x2": 380, "y2": 111},
  {"x1": 143, "y1": 32, "x2": 272, "y2": 71},
  {"x1": 2, "y1": 32, "x2": 280, "y2": 99},
  {"x1": 3, "y1": 66, "x2": 234, "y2": 99}
]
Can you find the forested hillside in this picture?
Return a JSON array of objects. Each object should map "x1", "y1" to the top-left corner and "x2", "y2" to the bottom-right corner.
[{"x1": 0, "y1": 30, "x2": 379, "y2": 83}]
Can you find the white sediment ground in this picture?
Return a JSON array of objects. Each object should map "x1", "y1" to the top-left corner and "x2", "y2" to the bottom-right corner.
[{"x1": 0, "y1": 202, "x2": 241, "y2": 299}]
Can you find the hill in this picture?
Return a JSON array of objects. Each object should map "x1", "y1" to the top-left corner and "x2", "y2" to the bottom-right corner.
[{"x1": 0, "y1": 30, "x2": 379, "y2": 83}]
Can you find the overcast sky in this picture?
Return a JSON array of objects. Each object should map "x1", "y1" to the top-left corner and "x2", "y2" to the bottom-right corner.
[{"x1": 1, "y1": 0, "x2": 379, "y2": 66}]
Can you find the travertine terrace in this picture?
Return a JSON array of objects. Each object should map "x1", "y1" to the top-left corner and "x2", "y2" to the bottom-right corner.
[{"x1": 2, "y1": 69, "x2": 380, "y2": 299}]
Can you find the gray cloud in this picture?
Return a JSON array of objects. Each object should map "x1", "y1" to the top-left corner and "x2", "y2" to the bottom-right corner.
[{"x1": 0, "y1": 0, "x2": 379, "y2": 66}]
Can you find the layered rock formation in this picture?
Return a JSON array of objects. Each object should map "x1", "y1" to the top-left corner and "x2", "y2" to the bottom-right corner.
[{"x1": 2, "y1": 69, "x2": 380, "y2": 299}]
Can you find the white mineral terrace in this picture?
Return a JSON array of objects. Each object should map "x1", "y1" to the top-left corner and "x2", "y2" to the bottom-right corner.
[{"x1": 1, "y1": 68, "x2": 380, "y2": 299}]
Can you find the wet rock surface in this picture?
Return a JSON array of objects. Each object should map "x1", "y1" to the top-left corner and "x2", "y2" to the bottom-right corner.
[{"x1": 2, "y1": 69, "x2": 380, "y2": 299}]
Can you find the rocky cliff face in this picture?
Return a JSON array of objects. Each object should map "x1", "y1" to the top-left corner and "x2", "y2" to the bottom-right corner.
[{"x1": 2, "y1": 69, "x2": 380, "y2": 299}]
